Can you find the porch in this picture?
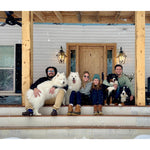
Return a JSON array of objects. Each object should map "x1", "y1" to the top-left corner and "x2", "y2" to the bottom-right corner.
[
  {"x1": 0, "y1": 11, "x2": 147, "y2": 105},
  {"x1": 0, "y1": 11, "x2": 149, "y2": 139}
]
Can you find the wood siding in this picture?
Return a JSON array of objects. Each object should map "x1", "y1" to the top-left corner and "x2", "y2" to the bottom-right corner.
[{"x1": 0, "y1": 24, "x2": 150, "y2": 88}]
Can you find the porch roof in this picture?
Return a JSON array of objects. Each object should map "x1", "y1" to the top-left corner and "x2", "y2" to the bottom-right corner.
[{"x1": 0, "y1": 11, "x2": 150, "y2": 24}]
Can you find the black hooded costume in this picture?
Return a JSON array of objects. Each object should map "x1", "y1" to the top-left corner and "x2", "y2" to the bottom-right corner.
[{"x1": 30, "y1": 66, "x2": 68, "y2": 91}]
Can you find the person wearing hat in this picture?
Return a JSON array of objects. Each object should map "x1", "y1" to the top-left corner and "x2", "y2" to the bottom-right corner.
[
  {"x1": 90, "y1": 74, "x2": 104, "y2": 115},
  {"x1": 22, "y1": 66, "x2": 68, "y2": 116}
]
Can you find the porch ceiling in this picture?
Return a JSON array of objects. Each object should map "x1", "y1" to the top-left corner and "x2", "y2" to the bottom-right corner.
[{"x1": 0, "y1": 11, "x2": 150, "y2": 24}]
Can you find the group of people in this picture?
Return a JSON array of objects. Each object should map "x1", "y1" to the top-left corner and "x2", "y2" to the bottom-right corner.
[{"x1": 22, "y1": 64, "x2": 134, "y2": 116}]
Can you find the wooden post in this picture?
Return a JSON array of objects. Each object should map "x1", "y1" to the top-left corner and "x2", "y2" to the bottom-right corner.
[
  {"x1": 22, "y1": 11, "x2": 33, "y2": 106},
  {"x1": 76, "y1": 45, "x2": 79, "y2": 73},
  {"x1": 66, "y1": 44, "x2": 70, "y2": 77},
  {"x1": 135, "y1": 11, "x2": 145, "y2": 106}
]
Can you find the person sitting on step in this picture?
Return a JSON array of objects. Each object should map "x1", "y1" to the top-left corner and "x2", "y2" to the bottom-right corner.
[
  {"x1": 90, "y1": 74, "x2": 104, "y2": 115},
  {"x1": 67, "y1": 71, "x2": 92, "y2": 116},
  {"x1": 22, "y1": 66, "x2": 68, "y2": 116},
  {"x1": 103, "y1": 64, "x2": 135, "y2": 105}
]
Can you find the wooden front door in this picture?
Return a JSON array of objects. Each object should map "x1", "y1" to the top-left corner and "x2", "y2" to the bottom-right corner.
[
  {"x1": 66, "y1": 43, "x2": 116, "y2": 80},
  {"x1": 79, "y1": 46, "x2": 105, "y2": 80}
]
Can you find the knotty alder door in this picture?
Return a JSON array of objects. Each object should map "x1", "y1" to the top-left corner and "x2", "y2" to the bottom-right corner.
[{"x1": 66, "y1": 43, "x2": 116, "y2": 80}]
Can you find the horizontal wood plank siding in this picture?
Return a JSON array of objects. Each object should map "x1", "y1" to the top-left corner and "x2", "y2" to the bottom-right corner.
[{"x1": 0, "y1": 24, "x2": 150, "y2": 88}]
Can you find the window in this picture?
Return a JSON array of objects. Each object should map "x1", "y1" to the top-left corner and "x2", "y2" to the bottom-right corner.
[
  {"x1": 107, "y1": 50, "x2": 113, "y2": 74},
  {"x1": 71, "y1": 50, "x2": 76, "y2": 72},
  {"x1": 0, "y1": 45, "x2": 15, "y2": 92}
]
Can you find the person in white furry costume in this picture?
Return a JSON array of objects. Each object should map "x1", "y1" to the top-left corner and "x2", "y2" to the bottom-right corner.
[{"x1": 22, "y1": 66, "x2": 68, "y2": 116}]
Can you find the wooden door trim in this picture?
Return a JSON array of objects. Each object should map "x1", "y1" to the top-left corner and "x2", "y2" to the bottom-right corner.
[
  {"x1": 104, "y1": 45, "x2": 107, "y2": 76},
  {"x1": 76, "y1": 45, "x2": 79, "y2": 73},
  {"x1": 66, "y1": 43, "x2": 117, "y2": 77}
]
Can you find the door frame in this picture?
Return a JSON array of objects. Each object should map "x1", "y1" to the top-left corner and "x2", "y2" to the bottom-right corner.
[{"x1": 66, "y1": 43, "x2": 117, "y2": 77}]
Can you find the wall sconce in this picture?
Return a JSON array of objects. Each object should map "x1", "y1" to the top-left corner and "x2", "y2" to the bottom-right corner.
[
  {"x1": 56, "y1": 46, "x2": 67, "y2": 63},
  {"x1": 117, "y1": 47, "x2": 127, "y2": 64}
]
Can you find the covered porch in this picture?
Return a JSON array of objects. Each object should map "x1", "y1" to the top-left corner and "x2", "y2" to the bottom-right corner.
[
  {"x1": 21, "y1": 11, "x2": 146, "y2": 106},
  {"x1": 0, "y1": 10, "x2": 150, "y2": 139}
]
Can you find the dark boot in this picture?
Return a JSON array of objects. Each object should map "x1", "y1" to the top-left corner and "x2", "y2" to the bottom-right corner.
[
  {"x1": 72, "y1": 104, "x2": 81, "y2": 116},
  {"x1": 51, "y1": 109, "x2": 57, "y2": 116},
  {"x1": 67, "y1": 104, "x2": 73, "y2": 116},
  {"x1": 22, "y1": 109, "x2": 33, "y2": 116}
]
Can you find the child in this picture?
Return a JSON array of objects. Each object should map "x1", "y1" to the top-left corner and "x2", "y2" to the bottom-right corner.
[{"x1": 91, "y1": 74, "x2": 104, "y2": 115}]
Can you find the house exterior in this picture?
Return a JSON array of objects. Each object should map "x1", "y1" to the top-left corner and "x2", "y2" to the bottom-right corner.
[
  {"x1": 0, "y1": 11, "x2": 147, "y2": 106},
  {"x1": 0, "y1": 11, "x2": 150, "y2": 139}
]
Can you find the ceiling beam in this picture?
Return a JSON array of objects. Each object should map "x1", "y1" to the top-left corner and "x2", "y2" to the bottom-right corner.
[
  {"x1": 76, "y1": 11, "x2": 81, "y2": 22},
  {"x1": 13, "y1": 11, "x2": 22, "y2": 18},
  {"x1": 96, "y1": 11, "x2": 100, "y2": 22},
  {"x1": 0, "y1": 12, "x2": 6, "y2": 22},
  {"x1": 130, "y1": 14, "x2": 135, "y2": 24},
  {"x1": 0, "y1": 11, "x2": 7, "y2": 18},
  {"x1": 54, "y1": 11, "x2": 63, "y2": 23},
  {"x1": 115, "y1": 11, "x2": 121, "y2": 21},
  {"x1": 33, "y1": 11, "x2": 45, "y2": 22}
]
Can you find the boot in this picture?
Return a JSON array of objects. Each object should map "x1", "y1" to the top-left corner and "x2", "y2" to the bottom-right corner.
[
  {"x1": 67, "y1": 104, "x2": 73, "y2": 116},
  {"x1": 72, "y1": 104, "x2": 81, "y2": 116},
  {"x1": 97, "y1": 105, "x2": 103, "y2": 115},
  {"x1": 22, "y1": 109, "x2": 33, "y2": 116},
  {"x1": 51, "y1": 109, "x2": 57, "y2": 116},
  {"x1": 93, "y1": 105, "x2": 99, "y2": 115}
]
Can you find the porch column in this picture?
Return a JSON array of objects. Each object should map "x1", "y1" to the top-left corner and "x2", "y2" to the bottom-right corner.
[
  {"x1": 22, "y1": 11, "x2": 33, "y2": 106},
  {"x1": 135, "y1": 11, "x2": 145, "y2": 106}
]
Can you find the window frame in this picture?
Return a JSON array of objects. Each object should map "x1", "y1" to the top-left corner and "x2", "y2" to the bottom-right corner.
[{"x1": 0, "y1": 45, "x2": 16, "y2": 93}]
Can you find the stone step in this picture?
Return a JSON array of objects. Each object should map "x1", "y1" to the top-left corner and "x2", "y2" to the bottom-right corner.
[
  {"x1": 1, "y1": 125, "x2": 150, "y2": 139},
  {"x1": 1, "y1": 106, "x2": 150, "y2": 115},
  {"x1": 0, "y1": 115, "x2": 150, "y2": 127},
  {"x1": 1, "y1": 106, "x2": 150, "y2": 139}
]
